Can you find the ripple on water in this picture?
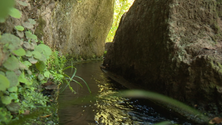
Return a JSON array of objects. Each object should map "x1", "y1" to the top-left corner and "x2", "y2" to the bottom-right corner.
[{"x1": 58, "y1": 61, "x2": 192, "y2": 125}]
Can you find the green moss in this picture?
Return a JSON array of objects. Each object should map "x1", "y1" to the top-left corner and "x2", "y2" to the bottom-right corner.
[{"x1": 35, "y1": 16, "x2": 46, "y2": 39}]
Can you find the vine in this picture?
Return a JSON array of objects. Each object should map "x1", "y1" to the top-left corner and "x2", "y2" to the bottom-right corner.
[{"x1": 0, "y1": 0, "x2": 89, "y2": 124}]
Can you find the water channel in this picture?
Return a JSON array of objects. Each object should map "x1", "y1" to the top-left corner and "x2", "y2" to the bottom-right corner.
[{"x1": 58, "y1": 61, "x2": 192, "y2": 125}]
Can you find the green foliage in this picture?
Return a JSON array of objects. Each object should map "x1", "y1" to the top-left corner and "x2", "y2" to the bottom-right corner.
[
  {"x1": 0, "y1": 1, "x2": 54, "y2": 123},
  {"x1": 0, "y1": 74, "x2": 10, "y2": 91},
  {"x1": 15, "y1": 25, "x2": 25, "y2": 31},
  {"x1": 106, "y1": 0, "x2": 134, "y2": 42},
  {"x1": 0, "y1": 0, "x2": 15, "y2": 22},
  {"x1": 12, "y1": 48, "x2": 26, "y2": 56},
  {"x1": 0, "y1": 108, "x2": 12, "y2": 124},
  {"x1": 47, "y1": 51, "x2": 91, "y2": 94},
  {"x1": 9, "y1": 8, "x2": 22, "y2": 19},
  {"x1": 0, "y1": 0, "x2": 88, "y2": 124}
]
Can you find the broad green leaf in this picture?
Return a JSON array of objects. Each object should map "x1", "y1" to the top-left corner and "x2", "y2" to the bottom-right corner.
[
  {"x1": 6, "y1": 71, "x2": 19, "y2": 87},
  {"x1": 3, "y1": 55, "x2": 20, "y2": 70},
  {"x1": 0, "y1": 71, "x2": 5, "y2": 75},
  {"x1": 0, "y1": 18, "x2": 5, "y2": 23},
  {"x1": 0, "y1": 0, "x2": 15, "y2": 22},
  {"x1": 25, "y1": 51, "x2": 32, "y2": 57},
  {"x1": 28, "y1": 18, "x2": 36, "y2": 24},
  {"x1": 8, "y1": 86, "x2": 18, "y2": 92},
  {"x1": 0, "y1": 108, "x2": 12, "y2": 123},
  {"x1": 25, "y1": 31, "x2": 37, "y2": 42},
  {"x1": 17, "y1": 1, "x2": 28, "y2": 6},
  {"x1": 0, "y1": 34, "x2": 21, "y2": 50},
  {"x1": 35, "y1": 44, "x2": 52, "y2": 60},
  {"x1": 23, "y1": 42, "x2": 34, "y2": 50},
  {"x1": 1, "y1": 96, "x2": 12, "y2": 105},
  {"x1": 27, "y1": 69, "x2": 32, "y2": 75},
  {"x1": 44, "y1": 71, "x2": 51, "y2": 78},
  {"x1": 28, "y1": 57, "x2": 38, "y2": 64},
  {"x1": 9, "y1": 93, "x2": 18, "y2": 100},
  {"x1": 22, "y1": 61, "x2": 32, "y2": 68},
  {"x1": 35, "y1": 61, "x2": 46, "y2": 72},
  {"x1": 9, "y1": 8, "x2": 21, "y2": 19},
  {"x1": 16, "y1": 30, "x2": 24, "y2": 38},
  {"x1": 15, "y1": 25, "x2": 24, "y2": 31},
  {"x1": 23, "y1": 22, "x2": 33, "y2": 29},
  {"x1": 6, "y1": 102, "x2": 20, "y2": 112},
  {"x1": 32, "y1": 51, "x2": 42, "y2": 60},
  {"x1": 38, "y1": 74, "x2": 44, "y2": 81},
  {"x1": 18, "y1": 72, "x2": 32, "y2": 85},
  {"x1": 12, "y1": 48, "x2": 26, "y2": 56},
  {"x1": 0, "y1": 74, "x2": 10, "y2": 91},
  {"x1": 19, "y1": 62, "x2": 27, "y2": 70}
]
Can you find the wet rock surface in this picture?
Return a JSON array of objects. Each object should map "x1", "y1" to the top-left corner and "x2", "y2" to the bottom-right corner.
[{"x1": 103, "y1": 0, "x2": 222, "y2": 115}]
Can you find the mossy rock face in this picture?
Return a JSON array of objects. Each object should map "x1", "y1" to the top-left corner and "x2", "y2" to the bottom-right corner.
[
  {"x1": 40, "y1": 0, "x2": 114, "y2": 59},
  {"x1": 104, "y1": 0, "x2": 222, "y2": 115}
]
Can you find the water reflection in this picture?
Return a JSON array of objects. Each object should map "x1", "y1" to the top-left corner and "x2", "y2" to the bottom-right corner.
[
  {"x1": 58, "y1": 61, "x2": 186, "y2": 125},
  {"x1": 94, "y1": 77, "x2": 175, "y2": 125}
]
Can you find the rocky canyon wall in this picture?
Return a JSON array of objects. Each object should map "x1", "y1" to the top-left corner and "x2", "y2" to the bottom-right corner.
[
  {"x1": 1, "y1": 0, "x2": 114, "y2": 59},
  {"x1": 42, "y1": 0, "x2": 114, "y2": 58},
  {"x1": 104, "y1": 0, "x2": 222, "y2": 114}
]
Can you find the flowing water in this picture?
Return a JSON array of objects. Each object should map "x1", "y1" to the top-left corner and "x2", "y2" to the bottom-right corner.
[{"x1": 58, "y1": 61, "x2": 191, "y2": 125}]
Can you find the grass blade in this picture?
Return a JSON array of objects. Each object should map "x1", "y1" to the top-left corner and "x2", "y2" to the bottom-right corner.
[{"x1": 75, "y1": 75, "x2": 91, "y2": 93}]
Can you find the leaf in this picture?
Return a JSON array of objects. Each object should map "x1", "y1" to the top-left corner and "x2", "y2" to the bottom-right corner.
[
  {"x1": 28, "y1": 57, "x2": 38, "y2": 64},
  {"x1": 0, "y1": 0, "x2": 15, "y2": 22},
  {"x1": 32, "y1": 51, "x2": 42, "y2": 60},
  {"x1": 6, "y1": 102, "x2": 20, "y2": 112},
  {"x1": 19, "y1": 62, "x2": 27, "y2": 70},
  {"x1": 0, "y1": 34, "x2": 22, "y2": 51},
  {"x1": 9, "y1": 8, "x2": 22, "y2": 19},
  {"x1": 0, "y1": 71, "x2": 5, "y2": 75},
  {"x1": 9, "y1": 93, "x2": 18, "y2": 100},
  {"x1": 0, "y1": 74, "x2": 10, "y2": 91},
  {"x1": 35, "y1": 61, "x2": 46, "y2": 72},
  {"x1": 22, "y1": 61, "x2": 32, "y2": 68},
  {"x1": 37, "y1": 74, "x2": 44, "y2": 81},
  {"x1": 0, "y1": 18, "x2": 6, "y2": 23},
  {"x1": 12, "y1": 48, "x2": 26, "y2": 56},
  {"x1": 23, "y1": 42, "x2": 35, "y2": 50},
  {"x1": 8, "y1": 86, "x2": 18, "y2": 92},
  {"x1": 44, "y1": 71, "x2": 51, "y2": 78},
  {"x1": 1, "y1": 96, "x2": 12, "y2": 105},
  {"x1": 3, "y1": 55, "x2": 20, "y2": 71},
  {"x1": 6, "y1": 71, "x2": 19, "y2": 87},
  {"x1": 25, "y1": 51, "x2": 33, "y2": 57},
  {"x1": 19, "y1": 72, "x2": 32, "y2": 85},
  {"x1": 25, "y1": 31, "x2": 37, "y2": 42},
  {"x1": 15, "y1": 25, "x2": 24, "y2": 31},
  {"x1": 23, "y1": 22, "x2": 33, "y2": 29},
  {"x1": 16, "y1": 30, "x2": 24, "y2": 38},
  {"x1": 35, "y1": 44, "x2": 52, "y2": 60},
  {"x1": 17, "y1": 1, "x2": 28, "y2": 6},
  {"x1": 28, "y1": 18, "x2": 36, "y2": 24}
]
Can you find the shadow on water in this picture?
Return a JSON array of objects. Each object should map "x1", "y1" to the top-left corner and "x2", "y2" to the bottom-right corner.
[{"x1": 58, "y1": 61, "x2": 192, "y2": 125}]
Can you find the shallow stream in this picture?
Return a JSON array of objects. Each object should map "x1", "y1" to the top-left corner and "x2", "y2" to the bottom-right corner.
[{"x1": 58, "y1": 61, "x2": 192, "y2": 125}]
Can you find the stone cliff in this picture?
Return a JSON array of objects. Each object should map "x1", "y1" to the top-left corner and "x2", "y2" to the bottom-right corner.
[
  {"x1": 104, "y1": 0, "x2": 222, "y2": 114},
  {"x1": 0, "y1": 0, "x2": 114, "y2": 59}
]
